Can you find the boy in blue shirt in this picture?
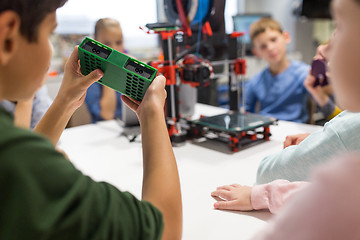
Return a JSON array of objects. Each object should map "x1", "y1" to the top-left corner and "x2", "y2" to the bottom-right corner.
[{"x1": 245, "y1": 17, "x2": 310, "y2": 123}]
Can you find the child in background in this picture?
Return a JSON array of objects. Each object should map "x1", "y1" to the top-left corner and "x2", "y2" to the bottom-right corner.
[
  {"x1": 85, "y1": 18, "x2": 123, "y2": 122},
  {"x1": 0, "y1": 85, "x2": 52, "y2": 129},
  {"x1": 0, "y1": 1, "x2": 182, "y2": 239},
  {"x1": 255, "y1": 40, "x2": 360, "y2": 184},
  {"x1": 212, "y1": 0, "x2": 360, "y2": 238},
  {"x1": 304, "y1": 42, "x2": 342, "y2": 121},
  {"x1": 245, "y1": 17, "x2": 310, "y2": 123},
  {"x1": 239, "y1": 31, "x2": 359, "y2": 185}
]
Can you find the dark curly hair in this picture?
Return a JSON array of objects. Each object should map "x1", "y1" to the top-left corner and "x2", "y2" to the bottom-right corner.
[{"x1": 0, "y1": 0, "x2": 67, "y2": 42}]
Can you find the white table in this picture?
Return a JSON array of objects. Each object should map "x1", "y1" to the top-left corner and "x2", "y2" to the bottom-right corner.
[{"x1": 59, "y1": 104, "x2": 322, "y2": 240}]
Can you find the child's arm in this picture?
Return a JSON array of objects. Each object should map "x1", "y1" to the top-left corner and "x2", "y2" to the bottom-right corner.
[
  {"x1": 13, "y1": 98, "x2": 33, "y2": 129},
  {"x1": 30, "y1": 85, "x2": 52, "y2": 129},
  {"x1": 99, "y1": 86, "x2": 117, "y2": 120},
  {"x1": 211, "y1": 180, "x2": 309, "y2": 214},
  {"x1": 121, "y1": 75, "x2": 182, "y2": 240},
  {"x1": 304, "y1": 73, "x2": 341, "y2": 120},
  {"x1": 34, "y1": 47, "x2": 103, "y2": 145},
  {"x1": 252, "y1": 154, "x2": 360, "y2": 240},
  {"x1": 304, "y1": 42, "x2": 341, "y2": 120},
  {"x1": 304, "y1": 72, "x2": 330, "y2": 108}
]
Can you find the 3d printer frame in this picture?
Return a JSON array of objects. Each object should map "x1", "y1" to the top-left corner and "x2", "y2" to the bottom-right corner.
[{"x1": 142, "y1": 1, "x2": 277, "y2": 151}]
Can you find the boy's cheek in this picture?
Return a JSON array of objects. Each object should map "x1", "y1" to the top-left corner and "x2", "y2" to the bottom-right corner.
[{"x1": 252, "y1": 47, "x2": 266, "y2": 58}]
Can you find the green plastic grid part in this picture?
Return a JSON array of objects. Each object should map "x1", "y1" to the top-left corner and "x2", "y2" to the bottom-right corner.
[{"x1": 78, "y1": 37, "x2": 158, "y2": 101}]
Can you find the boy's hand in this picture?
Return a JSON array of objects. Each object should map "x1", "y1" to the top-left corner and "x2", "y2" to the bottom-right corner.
[
  {"x1": 34, "y1": 47, "x2": 103, "y2": 145},
  {"x1": 211, "y1": 184, "x2": 253, "y2": 211},
  {"x1": 121, "y1": 75, "x2": 166, "y2": 122},
  {"x1": 56, "y1": 46, "x2": 103, "y2": 111},
  {"x1": 283, "y1": 133, "x2": 310, "y2": 149},
  {"x1": 304, "y1": 72, "x2": 329, "y2": 107}
]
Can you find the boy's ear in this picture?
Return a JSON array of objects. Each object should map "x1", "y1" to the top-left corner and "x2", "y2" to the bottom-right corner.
[
  {"x1": 0, "y1": 11, "x2": 21, "y2": 65},
  {"x1": 282, "y1": 31, "x2": 291, "y2": 44}
]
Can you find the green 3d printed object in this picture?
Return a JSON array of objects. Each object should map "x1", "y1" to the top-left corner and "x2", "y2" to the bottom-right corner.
[{"x1": 79, "y1": 37, "x2": 158, "y2": 101}]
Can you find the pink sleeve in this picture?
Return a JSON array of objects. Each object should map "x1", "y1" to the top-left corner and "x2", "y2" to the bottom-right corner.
[
  {"x1": 251, "y1": 180, "x2": 309, "y2": 213},
  {"x1": 252, "y1": 153, "x2": 360, "y2": 240}
]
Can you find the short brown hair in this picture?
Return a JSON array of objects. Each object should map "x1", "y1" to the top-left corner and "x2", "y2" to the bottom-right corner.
[
  {"x1": 249, "y1": 17, "x2": 283, "y2": 44},
  {"x1": 94, "y1": 18, "x2": 123, "y2": 40},
  {"x1": 0, "y1": 0, "x2": 67, "y2": 42}
]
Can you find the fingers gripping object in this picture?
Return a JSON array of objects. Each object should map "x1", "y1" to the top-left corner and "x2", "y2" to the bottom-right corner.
[
  {"x1": 78, "y1": 37, "x2": 158, "y2": 101},
  {"x1": 311, "y1": 59, "x2": 329, "y2": 87}
]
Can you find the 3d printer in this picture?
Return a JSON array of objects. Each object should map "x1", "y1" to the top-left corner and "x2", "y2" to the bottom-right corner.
[{"x1": 143, "y1": 0, "x2": 277, "y2": 152}]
